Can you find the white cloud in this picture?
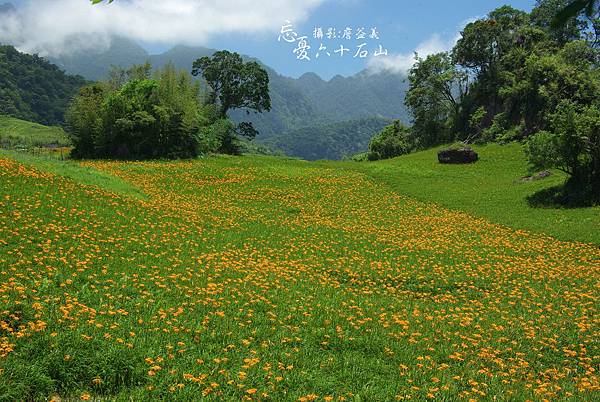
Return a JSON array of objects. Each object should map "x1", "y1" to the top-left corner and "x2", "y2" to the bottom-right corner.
[
  {"x1": 0, "y1": 0, "x2": 326, "y2": 57},
  {"x1": 367, "y1": 16, "x2": 480, "y2": 75},
  {"x1": 367, "y1": 33, "x2": 459, "y2": 74}
]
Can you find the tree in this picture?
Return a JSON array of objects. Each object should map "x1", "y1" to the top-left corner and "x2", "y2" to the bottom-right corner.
[
  {"x1": 190, "y1": 51, "x2": 270, "y2": 155},
  {"x1": 191, "y1": 51, "x2": 270, "y2": 121},
  {"x1": 532, "y1": 0, "x2": 585, "y2": 44},
  {"x1": 552, "y1": 0, "x2": 599, "y2": 27},
  {"x1": 66, "y1": 83, "x2": 107, "y2": 158},
  {"x1": 496, "y1": 40, "x2": 598, "y2": 138},
  {"x1": 107, "y1": 62, "x2": 152, "y2": 90},
  {"x1": 67, "y1": 64, "x2": 203, "y2": 160},
  {"x1": 526, "y1": 101, "x2": 600, "y2": 202},
  {"x1": 405, "y1": 52, "x2": 468, "y2": 148},
  {"x1": 367, "y1": 120, "x2": 412, "y2": 161},
  {"x1": 454, "y1": 6, "x2": 529, "y2": 74}
]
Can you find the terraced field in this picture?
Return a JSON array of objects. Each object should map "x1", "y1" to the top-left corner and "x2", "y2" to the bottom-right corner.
[{"x1": 0, "y1": 154, "x2": 598, "y2": 400}]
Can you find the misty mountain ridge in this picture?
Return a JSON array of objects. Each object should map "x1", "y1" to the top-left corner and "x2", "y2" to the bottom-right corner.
[{"x1": 1, "y1": 30, "x2": 410, "y2": 159}]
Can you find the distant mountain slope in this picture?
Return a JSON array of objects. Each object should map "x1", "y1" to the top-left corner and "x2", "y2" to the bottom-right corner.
[
  {"x1": 0, "y1": 45, "x2": 87, "y2": 126},
  {"x1": 295, "y1": 71, "x2": 410, "y2": 123},
  {"x1": 51, "y1": 37, "x2": 148, "y2": 81},
  {"x1": 269, "y1": 116, "x2": 392, "y2": 161}
]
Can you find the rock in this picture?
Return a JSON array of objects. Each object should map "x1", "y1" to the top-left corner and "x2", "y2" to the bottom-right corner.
[
  {"x1": 437, "y1": 148, "x2": 478, "y2": 164},
  {"x1": 520, "y1": 170, "x2": 552, "y2": 182},
  {"x1": 535, "y1": 170, "x2": 551, "y2": 180}
]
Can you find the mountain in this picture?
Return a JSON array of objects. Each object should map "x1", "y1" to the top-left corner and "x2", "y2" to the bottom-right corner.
[
  {"x1": 267, "y1": 116, "x2": 392, "y2": 161},
  {"x1": 51, "y1": 37, "x2": 148, "y2": 82},
  {"x1": 47, "y1": 37, "x2": 409, "y2": 159},
  {"x1": 294, "y1": 71, "x2": 409, "y2": 123},
  {"x1": 0, "y1": 45, "x2": 87, "y2": 126}
]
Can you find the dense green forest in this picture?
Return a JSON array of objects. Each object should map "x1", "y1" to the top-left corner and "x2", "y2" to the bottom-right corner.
[
  {"x1": 268, "y1": 117, "x2": 391, "y2": 161},
  {"x1": 67, "y1": 51, "x2": 271, "y2": 160},
  {"x1": 0, "y1": 45, "x2": 87, "y2": 126}
]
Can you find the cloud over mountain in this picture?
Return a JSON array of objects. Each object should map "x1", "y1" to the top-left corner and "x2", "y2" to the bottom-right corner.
[
  {"x1": 367, "y1": 17, "x2": 479, "y2": 74},
  {"x1": 0, "y1": 0, "x2": 325, "y2": 56}
]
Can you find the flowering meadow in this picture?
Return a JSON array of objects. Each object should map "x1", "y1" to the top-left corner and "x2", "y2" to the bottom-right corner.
[{"x1": 0, "y1": 155, "x2": 598, "y2": 401}]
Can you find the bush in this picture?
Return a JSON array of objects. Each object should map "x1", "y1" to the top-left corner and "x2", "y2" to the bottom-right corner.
[
  {"x1": 366, "y1": 120, "x2": 412, "y2": 161},
  {"x1": 526, "y1": 101, "x2": 600, "y2": 203},
  {"x1": 67, "y1": 64, "x2": 203, "y2": 160},
  {"x1": 199, "y1": 119, "x2": 239, "y2": 155},
  {"x1": 348, "y1": 152, "x2": 369, "y2": 162}
]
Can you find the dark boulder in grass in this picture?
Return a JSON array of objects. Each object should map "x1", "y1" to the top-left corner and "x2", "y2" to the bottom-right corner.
[{"x1": 438, "y1": 147, "x2": 478, "y2": 164}]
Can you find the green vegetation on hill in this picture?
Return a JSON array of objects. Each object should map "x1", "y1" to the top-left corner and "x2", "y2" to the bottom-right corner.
[
  {"x1": 0, "y1": 45, "x2": 87, "y2": 126},
  {"x1": 68, "y1": 64, "x2": 205, "y2": 159},
  {"x1": 269, "y1": 117, "x2": 391, "y2": 161},
  {"x1": 68, "y1": 53, "x2": 271, "y2": 159},
  {"x1": 402, "y1": 1, "x2": 600, "y2": 201},
  {"x1": 0, "y1": 115, "x2": 70, "y2": 148}
]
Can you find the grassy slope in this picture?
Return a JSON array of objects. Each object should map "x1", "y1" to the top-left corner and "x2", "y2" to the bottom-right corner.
[
  {"x1": 0, "y1": 115, "x2": 71, "y2": 148},
  {"x1": 0, "y1": 150, "x2": 146, "y2": 200},
  {"x1": 334, "y1": 142, "x2": 600, "y2": 245},
  {"x1": 0, "y1": 153, "x2": 598, "y2": 401}
]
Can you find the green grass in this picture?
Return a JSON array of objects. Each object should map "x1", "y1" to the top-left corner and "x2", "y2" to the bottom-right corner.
[
  {"x1": 0, "y1": 152, "x2": 598, "y2": 401},
  {"x1": 0, "y1": 115, "x2": 71, "y2": 148},
  {"x1": 335, "y1": 142, "x2": 600, "y2": 245},
  {"x1": 0, "y1": 150, "x2": 147, "y2": 200}
]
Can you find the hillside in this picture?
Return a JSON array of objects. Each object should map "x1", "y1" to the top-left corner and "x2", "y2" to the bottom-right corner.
[
  {"x1": 51, "y1": 37, "x2": 149, "y2": 82},
  {"x1": 268, "y1": 116, "x2": 392, "y2": 161},
  {"x1": 0, "y1": 45, "x2": 87, "y2": 126},
  {"x1": 0, "y1": 150, "x2": 598, "y2": 400},
  {"x1": 0, "y1": 115, "x2": 70, "y2": 148},
  {"x1": 339, "y1": 143, "x2": 600, "y2": 245}
]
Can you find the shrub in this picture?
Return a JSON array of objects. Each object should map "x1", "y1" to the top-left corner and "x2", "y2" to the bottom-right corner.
[
  {"x1": 198, "y1": 119, "x2": 239, "y2": 155},
  {"x1": 367, "y1": 120, "x2": 412, "y2": 161},
  {"x1": 67, "y1": 65, "x2": 203, "y2": 160},
  {"x1": 526, "y1": 101, "x2": 600, "y2": 202}
]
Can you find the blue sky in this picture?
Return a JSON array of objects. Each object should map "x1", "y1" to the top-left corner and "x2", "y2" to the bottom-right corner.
[
  {"x1": 210, "y1": 0, "x2": 537, "y2": 78},
  {"x1": 6, "y1": 0, "x2": 537, "y2": 79}
]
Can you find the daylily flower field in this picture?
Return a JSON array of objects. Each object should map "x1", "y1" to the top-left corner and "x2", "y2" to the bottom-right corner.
[{"x1": 0, "y1": 155, "x2": 598, "y2": 400}]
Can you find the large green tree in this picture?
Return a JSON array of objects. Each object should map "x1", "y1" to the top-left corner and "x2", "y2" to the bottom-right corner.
[
  {"x1": 405, "y1": 52, "x2": 468, "y2": 147},
  {"x1": 191, "y1": 51, "x2": 270, "y2": 144},
  {"x1": 191, "y1": 51, "x2": 270, "y2": 120}
]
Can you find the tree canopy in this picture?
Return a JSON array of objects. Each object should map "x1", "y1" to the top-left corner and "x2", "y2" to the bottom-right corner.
[
  {"x1": 67, "y1": 63, "x2": 203, "y2": 159},
  {"x1": 402, "y1": 0, "x2": 600, "y2": 202},
  {"x1": 0, "y1": 45, "x2": 87, "y2": 126},
  {"x1": 191, "y1": 51, "x2": 270, "y2": 119}
]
